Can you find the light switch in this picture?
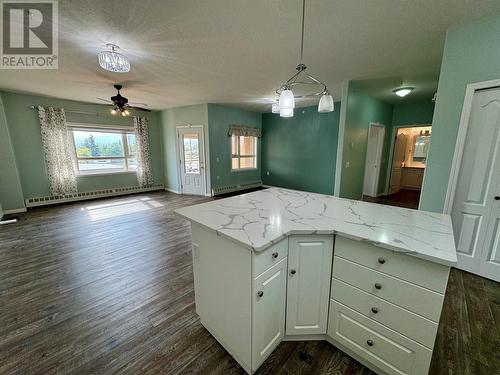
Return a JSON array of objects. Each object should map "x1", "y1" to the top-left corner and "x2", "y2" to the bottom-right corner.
[
  {"x1": 345, "y1": 161, "x2": 350, "y2": 168},
  {"x1": 266, "y1": 171, "x2": 270, "y2": 175}
]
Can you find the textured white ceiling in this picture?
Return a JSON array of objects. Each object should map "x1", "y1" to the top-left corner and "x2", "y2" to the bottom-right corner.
[{"x1": 0, "y1": 0, "x2": 499, "y2": 111}]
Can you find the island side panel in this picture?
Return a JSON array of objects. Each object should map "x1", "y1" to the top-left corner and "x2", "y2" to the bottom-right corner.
[{"x1": 191, "y1": 224, "x2": 252, "y2": 372}]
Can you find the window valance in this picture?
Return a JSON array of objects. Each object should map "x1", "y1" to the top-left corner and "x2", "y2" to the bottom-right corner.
[{"x1": 227, "y1": 124, "x2": 261, "y2": 138}]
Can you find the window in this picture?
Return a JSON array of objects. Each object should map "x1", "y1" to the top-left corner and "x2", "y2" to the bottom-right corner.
[
  {"x1": 182, "y1": 133, "x2": 201, "y2": 174},
  {"x1": 231, "y1": 135, "x2": 257, "y2": 170},
  {"x1": 68, "y1": 125, "x2": 137, "y2": 175}
]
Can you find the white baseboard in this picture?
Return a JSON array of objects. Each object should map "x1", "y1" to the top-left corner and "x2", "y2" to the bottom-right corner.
[
  {"x1": 3, "y1": 207, "x2": 27, "y2": 214},
  {"x1": 165, "y1": 187, "x2": 181, "y2": 194}
]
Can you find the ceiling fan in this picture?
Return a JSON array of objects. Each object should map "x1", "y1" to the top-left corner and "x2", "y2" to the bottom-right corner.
[{"x1": 97, "y1": 84, "x2": 150, "y2": 116}]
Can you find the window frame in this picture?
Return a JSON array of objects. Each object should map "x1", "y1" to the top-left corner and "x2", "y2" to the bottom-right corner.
[
  {"x1": 231, "y1": 134, "x2": 258, "y2": 171},
  {"x1": 67, "y1": 123, "x2": 137, "y2": 176}
]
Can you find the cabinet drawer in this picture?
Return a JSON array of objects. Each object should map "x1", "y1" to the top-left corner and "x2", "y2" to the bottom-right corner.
[
  {"x1": 328, "y1": 300, "x2": 433, "y2": 375},
  {"x1": 253, "y1": 238, "x2": 288, "y2": 277},
  {"x1": 332, "y1": 279, "x2": 438, "y2": 348},
  {"x1": 334, "y1": 236, "x2": 449, "y2": 293},
  {"x1": 333, "y1": 256, "x2": 444, "y2": 322}
]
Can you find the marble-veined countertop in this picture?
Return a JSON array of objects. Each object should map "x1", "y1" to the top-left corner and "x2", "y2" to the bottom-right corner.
[{"x1": 175, "y1": 188, "x2": 457, "y2": 266}]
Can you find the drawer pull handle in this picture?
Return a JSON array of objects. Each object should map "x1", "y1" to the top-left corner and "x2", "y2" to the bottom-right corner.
[
  {"x1": 377, "y1": 257, "x2": 386, "y2": 264},
  {"x1": 272, "y1": 252, "x2": 279, "y2": 259},
  {"x1": 290, "y1": 269, "x2": 296, "y2": 275},
  {"x1": 367, "y1": 339, "x2": 374, "y2": 347},
  {"x1": 374, "y1": 283, "x2": 382, "y2": 290},
  {"x1": 257, "y1": 291, "x2": 264, "y2": 298},
  {"x1": 371, "y1": 307, "x2": 379, "y2": 314}
]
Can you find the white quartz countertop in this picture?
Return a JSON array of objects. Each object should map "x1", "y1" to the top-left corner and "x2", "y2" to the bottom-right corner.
[{"x1": 175, "y1": 188, "x2": 457, "y2": 266}]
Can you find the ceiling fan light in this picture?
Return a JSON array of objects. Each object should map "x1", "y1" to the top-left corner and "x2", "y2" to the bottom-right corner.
[
  {"x1": 318, "y1": 94, "x2": 334, "y2": 113},
  {"x1": 393, "y1": 87, "x2": 414, "y2": 97},
  {"x1": 121, "y1": 111, "x2": 127, "y2": 116},
  {"x1": 124, "y1": 109, "x2": 130, "y2": 115},
  {"x1": 271, "y1": 102, "x2": 280, "y2": 114},
  {"x1": 98, "y1": 44, "x2": 130, "y2": 73},
  {"x1": 279, "y1": 89, "x2": 295, "y2": 110},
  {"x1": 110, "y1": 108, "x2": 116, "y2": 115},
  {"x1": 280, "y1": 107, "x2": 294, "y2": 118}
]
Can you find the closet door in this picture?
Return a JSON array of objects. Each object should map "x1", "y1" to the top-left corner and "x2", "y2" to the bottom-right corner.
[{"x1": 451, "y1": 87, "x2": 500, "y2": 281}]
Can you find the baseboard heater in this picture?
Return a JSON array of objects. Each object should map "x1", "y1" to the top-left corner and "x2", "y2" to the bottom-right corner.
[
  {"x1": 25, "y1": 184, "x2": 165, "y2": 208},
  {"x1": 212, "y1": 181, "x2": 262, "y2": 196}
]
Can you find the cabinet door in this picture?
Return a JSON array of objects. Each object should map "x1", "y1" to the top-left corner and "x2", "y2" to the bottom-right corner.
[
  {"x1": 252, "y1": 258, "x2": 287, "y2": 370},
  {"x1": 286, "y1": 235, "x2": 333, "y2": 335}
]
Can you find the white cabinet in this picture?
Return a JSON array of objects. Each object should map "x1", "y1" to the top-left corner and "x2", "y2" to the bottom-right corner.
[
  {"x1": 401, "y1": 167, "x2": 424, "y2": 190},
  {"x1": 286, "y1": 235, "x2": 333, "y2": 335},
  {"x1": 252, "y1": 258, "x2": 287, "y2": 369}
]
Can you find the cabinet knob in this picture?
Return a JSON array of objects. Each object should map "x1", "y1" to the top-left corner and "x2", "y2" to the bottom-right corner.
[
  {"x1": 366, "y1": 339, "x2": 374, "y2": 347},
  {"x1": 290, "y1": 269, "x2": 296, "y2": 275},
  {"x1": 272, "y1": 252, "x2": 279, "y2": 259},
  {"x1": 371, "y1": 307, "x2": 379, "y2": 314},
  {"x1": 374, "y1": 283, "x2": 382, "y2": 290},
  {"x1": 495, "y1": 196, "x2": 500, "y2": 200},
  {"x1": 377, "y1": 257, "x2": 386, "y2": 264},
  {"x1": 257, "y1": 291, "x2": 264, "y2": 298}
]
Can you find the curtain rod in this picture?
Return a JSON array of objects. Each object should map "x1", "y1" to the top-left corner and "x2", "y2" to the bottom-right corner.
[{"x1": 28, "y1": 105, "x2": 147, "y2": 118}]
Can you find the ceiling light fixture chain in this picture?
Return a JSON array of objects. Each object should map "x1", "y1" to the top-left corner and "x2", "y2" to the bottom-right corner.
[{"x1": 273, "y1": 0, "x2": 334, "y2": 117}]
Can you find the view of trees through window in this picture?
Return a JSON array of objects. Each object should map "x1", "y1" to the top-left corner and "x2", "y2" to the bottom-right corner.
[{"x1": 70, "y1": 128, "x2": 137, "y2": 173}]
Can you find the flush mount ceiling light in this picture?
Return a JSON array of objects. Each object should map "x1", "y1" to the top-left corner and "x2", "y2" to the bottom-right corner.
[
  {"x1": 97, "y1": 44, "x2": 130, "y2": 73},
  {"x1": 393, "y1": 87, "x2": 414, "y2": 97},
  {"x1": 274, "y1": 0, "x2": 334, "y2": 117}
]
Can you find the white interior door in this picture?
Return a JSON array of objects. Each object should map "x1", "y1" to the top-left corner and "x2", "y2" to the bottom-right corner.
[
  {"x1": 451, "y1": 87, "x2": 500, "y2": 282},
  {"x1": 177, "y1": 126, "x2": 206, "y2": 195},
  {"x1": 389, "y1": 132, "x2": 407, "y2": 195},
  {"x1": 363, "y1": 124, "x2": 385, "y2": 197}
]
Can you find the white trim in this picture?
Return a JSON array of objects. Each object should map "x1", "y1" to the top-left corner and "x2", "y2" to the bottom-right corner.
[
  {"x1": 443, "y1": 78, "x2": 500, "y2": 214},
  {"x1": 3, "y1": 207, "x2": 27, "y2": 214},
  {"x1": 334, "y1": 80, "x2": 349, "y2": 197},
  {"x1": 165, "y1": 187, "x2": 181, "y2": 194},
  {"x1": 362, "y1": 122, "x2": 385, "y2": 197},
  {"x1": 384, "y1": 124, "x2": 432, "y2": 195},
  {"x1": 67, "y1": 122, "x2": 133, "y2": 131},
  {"x1": 175, "y1": 124, "x2": 208, "y2": 196}
]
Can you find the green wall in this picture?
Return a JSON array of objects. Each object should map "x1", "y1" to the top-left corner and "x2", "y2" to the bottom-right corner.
[
  {"x1": 420, "y1": 12, "x2": 500, "y2": 212},
  {"x1": 261, "y1": 104, "x2": 340, "y2": 195},
  {"x1": 339, "y1": 83, "x2": 393, "y2": 199},
  {"x1": 207, "y1": 104, "x2": 262, "y2": 190},
  {"x1": 0, "y1": 93, "x2": 25, "y2": 211},
  {"x1": 392, "y1": 100, "x2": 435, "y2": 127},
  {"x1": 160, "y1": 104, "x2": 209, "y2": 193},
  {"x1": 1, "y1": 91, "x2": 163, "y2": 201}
]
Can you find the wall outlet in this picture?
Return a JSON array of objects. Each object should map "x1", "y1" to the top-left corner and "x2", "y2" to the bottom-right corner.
[
  {"x1": 266, "y1": 171, "x2": 270, "y2": 175},
  {"x1": 217, "y1": 175, "x2": 220, "y2": 180},
  {"x1": 216, "y1": 157, "x2": 220, "y2": 162},
  {"x1": 345, "y1": 161, "x2": 350, "y2": 168}
]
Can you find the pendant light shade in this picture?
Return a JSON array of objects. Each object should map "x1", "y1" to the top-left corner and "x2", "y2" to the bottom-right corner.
[
  {"x1": 271, "y1": 102, "x2": 280, "y2": 114},
  {"x1": 280, "y1": 107, "x2": 294, "y2": 118},
  {"x1": 318, "y1": 94, "x2": 334, "y2": 113},
  {"x1": 98, "y1": 44, "x2": 130, "y2": 73},
  {"x1": 279, "y1": 89, "x2": 295, "y2": 117}
]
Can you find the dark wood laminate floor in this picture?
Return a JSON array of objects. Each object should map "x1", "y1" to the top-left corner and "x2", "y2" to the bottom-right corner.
[
  {"x1": 363, "y1": 189, "x2": 421, "y2": 210},
  {"x1": 1, "y1": 191, "x2": 498, "y2": 374}
]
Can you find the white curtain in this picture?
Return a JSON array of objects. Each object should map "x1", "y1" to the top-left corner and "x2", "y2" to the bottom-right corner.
[
  {"x1": 38, "y1": 106, "x2": 77, "y2": 196},
  {"x1": 133, "y1": 116, "x2": 154, "y2": 187}
]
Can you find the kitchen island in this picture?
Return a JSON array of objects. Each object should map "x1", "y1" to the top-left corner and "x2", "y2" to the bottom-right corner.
[{"x1": 175, "y1": 187, "x2": 457, "y2": 375}]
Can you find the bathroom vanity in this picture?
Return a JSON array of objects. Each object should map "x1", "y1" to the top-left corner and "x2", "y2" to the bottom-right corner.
[{"x1": 175, "y1": 188, "x2": 457, "y2": 375}]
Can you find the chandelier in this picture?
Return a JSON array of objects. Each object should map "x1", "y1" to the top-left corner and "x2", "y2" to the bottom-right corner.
[
  {"x1": 97, "y1": 44, "x2": 131, "y2": 73},
  {"x1": 274, "y1": 0, "x2": 334, "y2": 117}
]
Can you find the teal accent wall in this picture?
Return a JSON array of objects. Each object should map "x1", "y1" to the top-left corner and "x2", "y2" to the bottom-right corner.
[
  {"x1": 0, "y1": 93, "x2": 25, "y2": 210},
  {"x1": 392, "y1": 100, "x2": 435, "y2": 127},
  {"x1": 207, "y1": 104, "x2": 262, "y2": 190},
  {"x1": 160, "y1": 104, "x2": 209, "y2": 193},
  {"x1": 420, "y1": 12, "x2": 500, "y2": 212},
  {"x1": 261, "y1": 104, "x2": 340, "y2": 195},
  {"x1": 1, "y1": 91, "x2": 163, "y2": 200},
  {"x1": 340, "y1": 83, "x2": 393, "y2": 199}
]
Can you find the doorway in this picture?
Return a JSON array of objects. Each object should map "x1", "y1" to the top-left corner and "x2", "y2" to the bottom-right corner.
[
  {"x1": 176, "y1": 125, "x2": 207, "y2": 196},
  {"x1": 448, "y1": 85, "x2": 500, "y2": 282},
  {"x1": 362, "y1": 123, "x2": 385, "y2": 198}
]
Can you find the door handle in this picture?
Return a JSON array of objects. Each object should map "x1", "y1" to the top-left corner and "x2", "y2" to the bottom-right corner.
[{"x1": 495, "y1": 196, "x2": 500, "y2": 201}]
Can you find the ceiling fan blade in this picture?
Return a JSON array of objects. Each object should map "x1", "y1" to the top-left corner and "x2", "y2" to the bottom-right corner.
[
  {"x1": 128, "y1": 101, "x2": 148, "y2": 107},
  {"x1": 127, "y1": 105, "x2": 151, "y2": 112},
  {"x1": 97, "y1": 97, "x2": 114, "y2": 104}
]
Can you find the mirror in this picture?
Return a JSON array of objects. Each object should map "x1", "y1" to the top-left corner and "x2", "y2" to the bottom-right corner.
[{"x1": 413, "y1": 135, "x2": 431, "y2": 161}]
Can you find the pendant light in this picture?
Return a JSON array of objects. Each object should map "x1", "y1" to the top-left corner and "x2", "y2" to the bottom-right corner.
[
  {"x1": 275, "y1": 0, "x2": 334, "y2": 117},
  {"x1": 98, "y1": 44, "x2": 131, "y2": 73}
]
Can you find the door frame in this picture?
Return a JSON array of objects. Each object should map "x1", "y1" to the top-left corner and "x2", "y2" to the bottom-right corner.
[
  {"x1": 175, "y1": 124, "x2": 208, "y2": 196},
  {"x1": 362, "y1": 123, "x2": 385, "y2": 197},
  {"x1": 443, "y1": 78, "x2": 500, "y2": 214},
  {"x1": 384, "y1": 124, "x2": 431, "y2": 196}
]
